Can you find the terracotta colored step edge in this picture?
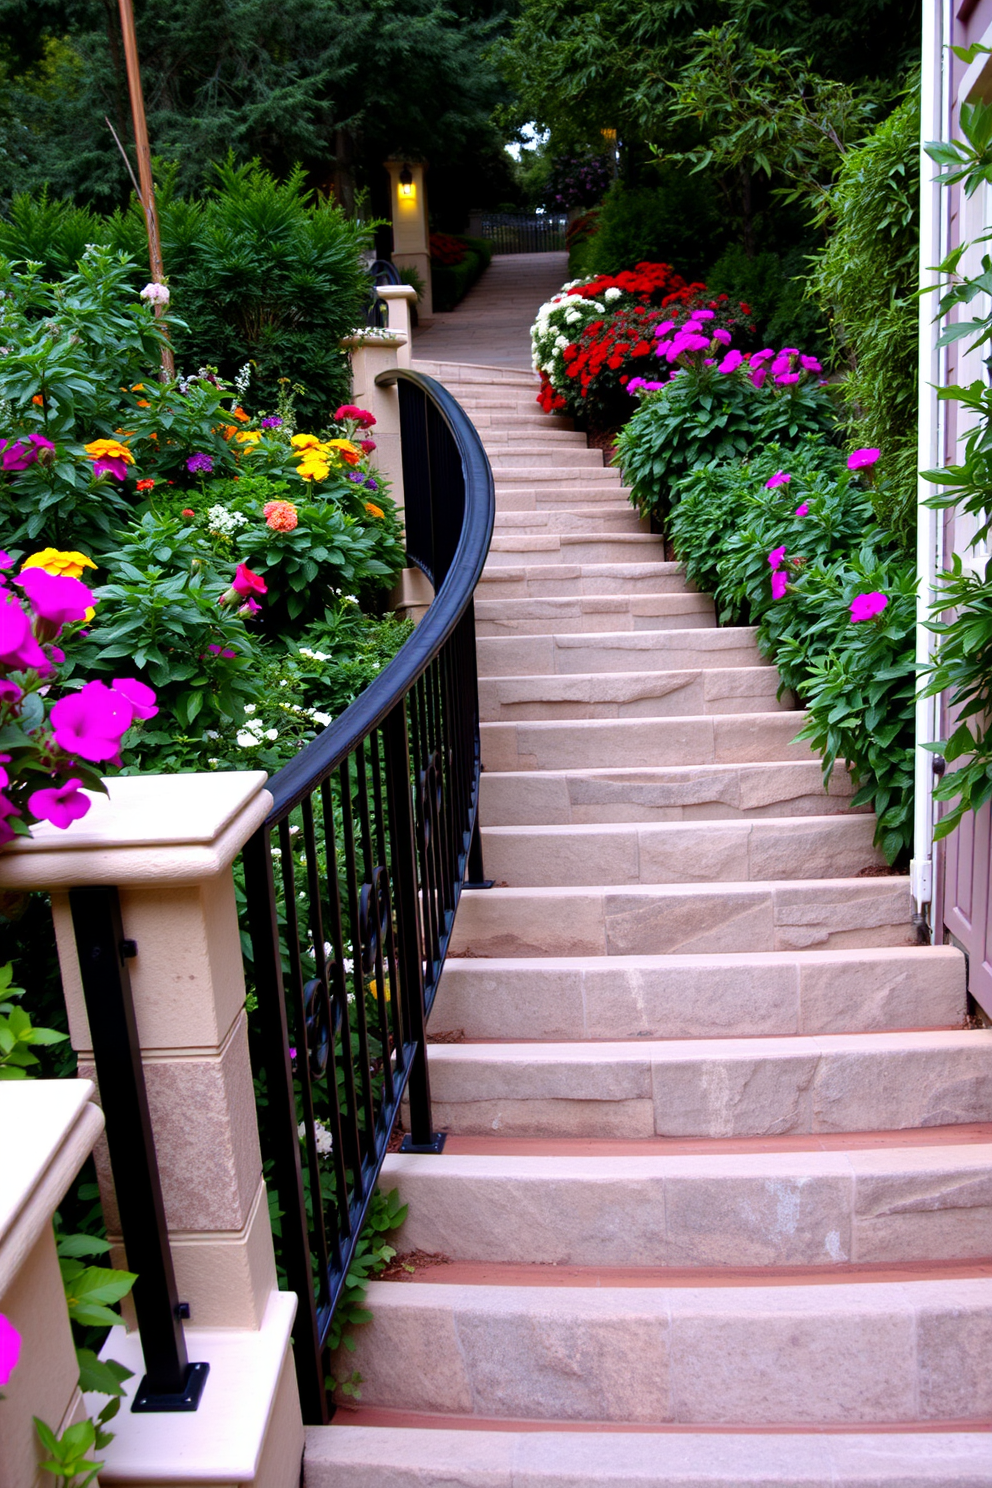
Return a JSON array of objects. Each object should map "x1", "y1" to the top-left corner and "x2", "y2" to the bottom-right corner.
[
  {"x1": 437, "y1": 1122, "x2": 992, "y2": 1157},
  {"x1": 385, "y1": 1258, "x2": 992, "y2": 1289},
  {"x1": 330, "y1": 1406, "x2": 992, "y2": 1436}
]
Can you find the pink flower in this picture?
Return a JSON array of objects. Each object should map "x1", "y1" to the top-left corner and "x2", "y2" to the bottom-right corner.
[
  {"x1": 0, "y1": 679, "x2": 22, "y2": 705},
  {"x1": 794, "y1": 503, "x2": 809, "y2": 517},
  {"x1": 0, "y1": 440, "x2": 33, "y2": 471},
  {"x1": 239, "y1": 597, "x2": 262, "y2": 616},
  {"x1": 711, "y1": 328, "x2": 732, "y2": 346},
  {"x1": 112, "y1": 677, "x2": 158, "y2": 721},
  {"x1": 847, "y1": 447, "x2": 880, "y2": 470},
  {"x1": 750, "y1": 366, "x2": 768, "y2": 389},
  {"x1": 800, "y1": 355, "x2": 822, "y2": 373},
  {"x1": 0, "y1": 594, "x2": 49, "y2": 674},
  {"x1": 849, "y1": 591, "x2": 889, "y2": 622},
  {"x1": 750, "y1": 349, "x2": 775, "y2": 365},
  {"x1": 768, "y1": 546, "x2": 787, "y2": 569},
  {"x1": 765, "y1": 471, "x2": 791, "y2": 489},
  {"x1": 140, "y1": 282, "x2": 170, "y2": 306},
  {"x1": 0, "y1": 552, "x2": 13, "y2": 571},
  {"x1": 28, "y1": 778, "x2": 91, "y2": 830},
  {"x1": 775, "y1": 372, "x2": 801, "y2": 385},
  {"x1": 718, "y1": 350, "x2": 743, "y2": 374},
  {"x1": 231, "y1": 564, "x2": 267, "y2": 598},
  {"x1": 207, "y1": 644, "x2": 237, "y2": 659},
  {"x1": 50, "y1": 681, "x2": 135, "y2": 762},
  {"x1": 15, "y1": 569, "x2": 94, "y2": 629},
  {"x1": 652, "y1": 320, "x2": 676, "y2": 337},
  {"x1": 694, "y1": 309, "x2": 715, "y2": 320},
  {"x1": 0, "y1": 793, "x2": 20, "y2": 846},
  {"x1": 0, "y1": 1313, "x2": 21, "y2": 1386},
  {"x1": 770, "y1": 355, "x2": 792, "y2": 376},
  {"x1": 359, "y1": 439, "x2": 376, "y2": 455},
  {"x1": 771, "y1": 569, "x2": 788, "y2": 600}
]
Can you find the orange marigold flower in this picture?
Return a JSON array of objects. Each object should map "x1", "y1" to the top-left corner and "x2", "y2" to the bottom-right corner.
[
  {"x1": 263, "y1": 500, "x2": 299, "y2": 532},
  {"x1": 231, "y1": 406, "x2": 250, "y2": 423},
  {"x1": 365, "y1": 502, "x2": 385, "y2": 519},
  {"x1": 136, "y1": 399, "x2": 151, "y2": 408},
  {"x1": 31, "y1": 394, "x2": 43, "y2": 406},
  {"x1": 220, "y1": 424, "x2": 239, "y2": 441}
]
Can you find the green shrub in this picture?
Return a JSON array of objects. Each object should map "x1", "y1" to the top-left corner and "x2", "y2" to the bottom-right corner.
[
  {"x1": 430, "y1": 234, "x2": 492, "y2": 311},
  {"x1": 810, "y1": 93, "x2": 920, "y2": 544},
  {"x1": 582, "y1": 176, "x2": 724, "y2": 282},
  {"x1": 703, "y1": 244, "x2": 827, "y2": 359}
]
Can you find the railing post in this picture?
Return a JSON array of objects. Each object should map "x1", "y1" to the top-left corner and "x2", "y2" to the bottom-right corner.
[
  {"x1": 383, "y1": 700, "x2": 445, "y2": 1154},
  {"x1": 68, "y1": 884, "x2": 208, "y2": 1411}
]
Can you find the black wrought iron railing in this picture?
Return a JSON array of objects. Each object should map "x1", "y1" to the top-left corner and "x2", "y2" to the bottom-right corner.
[
  {"x1": 241, "y1": 369, "x2": 495, "y2": 1423},
  {"x1": 365, "y1": 257, "x2": 402, "y2": 327},
  {"x1": 479, "y1": 212, "x2": 567, "y2": 254}
]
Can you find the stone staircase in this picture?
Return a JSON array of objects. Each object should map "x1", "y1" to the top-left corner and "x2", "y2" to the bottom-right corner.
[{"x1": 306, "y1": 360, "x2": 992, "y2": 1485}]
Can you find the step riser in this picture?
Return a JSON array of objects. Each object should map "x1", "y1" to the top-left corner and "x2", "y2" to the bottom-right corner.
[
  {"x1": 339, "y1": 1278, "x2": 992, "y2": 1425},
  {"x1": 481, "y1": 714, "x2": 812, "y2": 773},
  {"x1": 491, "y1": 514, "x2": 649, "y2": 535},
  {"x1": 385, "y1": 1141, "x2": 985, "y2": 1267},
  {"x1": 449, "y1": 879, "x2": 912, "y2": 959},
  {"x1": 494, "y1": 491, "x2": 631, "y2": 511},
  {"x1": 476, "y1": 609, "x2": 716, "y2": 637},
  {"x1": 484, "y1": 539, "x2": 663, "y2": 567},
  {"x1": 479, "y1": 817, "x2": 884, "y2": 887},
  {"x1": 477, "y1": 632, "x2": 764, "y2": 677},
  {"x1": 479, "y1": 668, "x2": 787, "y2": 721},
  {"x1": 479, "y1": 568, "x2": 684, "y2": 598},
  {"x1": 422, "y1": 1031, "x2": 989, "y2": 1140},
  {"x1": 479, "y1": 762, "x2": 859, "y2": 826},
  {"x1": 489, "y1": 450, "x2": 606, "y2": 468},
  {"x1": 430, "y1": 948, "x2": 966, "y2": 1041}
]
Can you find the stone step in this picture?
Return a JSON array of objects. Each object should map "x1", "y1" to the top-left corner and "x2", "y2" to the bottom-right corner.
[
  {"x1": 492, "y1": 509, "x2": 648, "y2": 536},
  {"x1": 478, "y1": 666, "x2": 786, "y2": 720},
  {"x1": 487, "y1": 446, "x2": 606, "y2": 469},
  {"x1": 444, "y1": 394, "x2": 545, "y2": 412},
  {"x1": 481, "y1": 711, "x2": 811, "y2": 773},
  {"x1": 464, "y1": 410, "x2": 576, "y2": 430},
  {"x1": 494, "y1": 468, "x2": 623, "y2": 491},
  {"x1": 495, "y1": 486, "x2": 633, "y2": 511},
  {"x1": 484, "y1": 535, "x2": 664, "y2": 568},
  {"x1": 479, "y1": 816, "x2": 884, "y2": 887},
  {"x1": 420, "y1": 1029, "x2": 990, "y2": 1139},
  {"x1": 412, "y1": 361, "x2": 537, "y2": 389},
  {"x1": 385, "y1": 1134, "x2": 986, "y2": 1266},
  {"x1": 448, "y1": 877, "x2": 911, "y2": 958},
  {"x1": 480, "y1": 426, "x2": 589, "y2": 445},
  {"x1": 336, "y1": 1274, "x2": 992, "y2": 1424},
  {"x1": 475, "y1": 594, "x2": 715, "y2": 637},
  {"x1": 479, "y1": 562, "x2": 681, "y2": 598},
  {"x1": 476, "y1": 627, "x2": 765, "y2": 677},
  {"x1": 479, "y1": 760, "x2": 858, "y2": 825},
  {"x1": 307, "y1": 1427, "x2": 992, "y2": 1486},
  {"x1": 481, "y1": 755, "x2": 862, "y2": 827},
  {"x1": 429, "y1": 946, "x2": 966, "y2": 1041}
]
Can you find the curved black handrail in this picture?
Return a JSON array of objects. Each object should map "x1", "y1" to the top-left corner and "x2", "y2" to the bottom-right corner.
[{"x1": 265, "y1": 369, "x2": 494, "y2": 817}]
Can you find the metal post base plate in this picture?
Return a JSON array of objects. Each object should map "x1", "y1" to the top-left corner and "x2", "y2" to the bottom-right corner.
[
  {"x1": 132, "y1": 1361, "x2": 210, "y2": 1413},
  {"x1": 400, "y1": 1131, "x2": 447, "y2": 1154},
  {"x1": 463, "y1": 878, "x2": 494, "y2": 890}
]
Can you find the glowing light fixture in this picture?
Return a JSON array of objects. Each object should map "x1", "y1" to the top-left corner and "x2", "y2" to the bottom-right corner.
[{"x1": 398, "y1": 164, "x2": 415, "y2": 201}]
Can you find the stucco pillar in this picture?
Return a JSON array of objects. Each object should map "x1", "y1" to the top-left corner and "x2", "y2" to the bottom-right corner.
[
  {"x1": 0, "y1": 773, "x2": 304, "y2": 1487},
  {"x1": 384, "y1": 159, "x2": 432, "y2": 318},
  {"x1": 374, "y1": 284, "x2": 418, "y2": 366},
  {"x1": 0, "y1": 1081, "x2": 104, "y2": 1488}
]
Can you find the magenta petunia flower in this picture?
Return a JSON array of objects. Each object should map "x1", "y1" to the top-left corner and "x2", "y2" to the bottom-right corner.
[
  {"x1": 112, "y1": 677, "x2": 158, "y2": 721},
  {"x1": 794, "y1": 502, "x2": 809, "y2": 517},
  {"x1": 50, "y1": 681, "x2": 135, "y2": 762},
  {"x1": 0, "y1": 439, "x2": 33, "y2": 471},
  {"x1": 0, "y1": 1313, "x2": 21, "y2": 1387},
  {"x1": 0, "y1": 793, "x2": 20, "y2": 845},
  {"x1": 718, "y1": 349, "x2": 743, "y2": 374},
  {"x1": 28, "y1": 777, "x2": 91, "y2": 830},
  {"x1": 711, "y1": 328, "x2": 732, "y2": 346},
  {"x1": 0, "y1": 594, "x2": 50, "y2": 674},
  {"x1": 207, "y1": 644, "x2": 237, "y2": 659},
  {"x1": 239, "y1": 596, "x2": 262, "y2": 616},
  {"x1": 15, "y1": 569, "x2": 93, "y2": 628},
  {"x1": 847, "y1": 448, "x2": 880, "y2": 470},
  {"x1": 231, "y1": 563, "x2": 267, "y2": 598},
  {"x1": 771, "y1": 570, "x2": 788, "y2": 600},
  {"x1": 750, "y1": 349, "x2": 775, "y2": 365},
  {"x1": 93, "y1": 455, "x2": 128, "y2": 480},
  {"x1": 768, "y1": 546, "x2": 787, "y2": 569},
  {"x1": 750, "y1": 366, "x2": 768, "y2": 389},
  {"x1": 800, "y1": 355, "x2": 823, "y2": 373},
  {"x1": 849, "y1": 591, "x2": 888, "y2": 622},
  {"x1": 0, "y1": 679, "x2": 22, "y2": 705},
  {"x1": 775, "y1": 372, "x2": 801, "y2": 385},
  {"x1": 765, "y1": 471, "x2": 791, "y2": 489},
  {"x1": 694, "y1": 309, "x2": 715, "y2": 320}
]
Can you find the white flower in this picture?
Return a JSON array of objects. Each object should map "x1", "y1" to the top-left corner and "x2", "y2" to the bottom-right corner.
[
  {"x1": 564, "y1": 309, "x2": 581, "y2": 324},
  {"x1": 299, "y1": 647, "x2": 330, "y2": 662},
  {"x1": 236, "y1": 731, "x2": 257, "y2": 748},
  {"x1": 243, "y1": 703, "x2": 257, "y2": 715},
  {"x1": 312, "y1": 711, "x2": 331, "y2": 727},
  {"x1": 298, "y1": 1119, "x2": 334, "y2": 1157},
  {"x1": 265, "y1": 728, "x2": 279, "y2": 741},
  {"x1": 206, "y1": 505, "x2": 248, "y2": 536},
  {"x1": 140, "y1": 281, "x2": 170, "y2": 306},
  {"x1": 204, "y1": 729, "x2": 220, "y2": 740},
  {"x1": 605, "y1": 287, "x2": 622, "y2": 301}
]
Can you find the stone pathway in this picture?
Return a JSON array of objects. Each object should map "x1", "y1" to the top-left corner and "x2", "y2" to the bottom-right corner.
[
  {"x1": 412, "y1": 252, "x2": 566, "y2": 369},
  {"x1": 306, "y1": 290, "x2": 992, "y2": 1484}
]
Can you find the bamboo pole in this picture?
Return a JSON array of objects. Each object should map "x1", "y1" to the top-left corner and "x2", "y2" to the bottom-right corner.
[{"x1": 117, "y1": 0, "x2": 174, "y2": 378}]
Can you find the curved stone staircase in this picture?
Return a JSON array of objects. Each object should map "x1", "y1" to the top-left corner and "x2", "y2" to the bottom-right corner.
[{"x1": 306, "y1": 359, "x2": 992, "y2": 1485}]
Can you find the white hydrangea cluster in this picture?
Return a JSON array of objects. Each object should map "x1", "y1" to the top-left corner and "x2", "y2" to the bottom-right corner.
[
  {"x1": 207, "y1": 505, "x2": 248, "y2": 536},
  {"x1": 530, "y1": 282, "x2": 606, "y2": 382}
]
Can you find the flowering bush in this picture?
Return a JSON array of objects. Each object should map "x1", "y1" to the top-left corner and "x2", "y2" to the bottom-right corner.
[
  {"x1": 543, "y1": 155, "x2": 613, "y2": 211},
  {"x1": 429, "y1": 233, "x2": 468, "y2": 267}
]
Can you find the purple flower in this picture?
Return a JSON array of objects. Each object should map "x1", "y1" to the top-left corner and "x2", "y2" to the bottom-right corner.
[
  {"x1": 847, "y1": 448, "x2": 880, "y2": 470},
  {"x1": 93, "y1": 455, "x2": 128, "y2": 480},
  {"x1": 770, "y1": 355, "x2": 792, "y2": 377},
  {"x1": 768, "y1": 546, "x2": 787, "y2": 569},
  {"x1": 112, "y1": 677, "x2": 158, "y2": 721},
  {"x1": 794, "y1": 503, "x2": 809, "y2": 517},
  {"x1": 1, "y1": 440, "x2": 33, "y2": 471},
  {"x1": 850, "y1": 591, "x2": 888, "y2": 622},
  {"x1": 187, "y1": 452, "x2": 214, "y2": 475},
  {"x1": 28, "y1": 778, "x2": 91, "y2": 831},
  {"x1": 207, "y1": 644, "x2": 237, "y2": 659},
  {"x1": 0, "y1": 1314, "x2": 21, "y2": 1386},
  {"x1": 718, "y1": 350, "x2": 743, "y2": 374},
  {"x1": 50, "y1": 681, "x2": 135, "y2": 762},
  {"x1": 771, "y1": 569, "x2": 789, "y2": 601},
  {"x1": 15, "y1": 569, "x2": 93, "y2": 629},
  {"x1": 364, "y1": 477, "x2": 378, "y2": 492},
  {"x1": 0, "y1": 553, "x2": 13, "y2": 571},
  {"x1": 765, "y1": 471, "x2": 791, "y2": 489},
  {"x1": 261, "y1": 416, "x2": 283, "y2": 429}
]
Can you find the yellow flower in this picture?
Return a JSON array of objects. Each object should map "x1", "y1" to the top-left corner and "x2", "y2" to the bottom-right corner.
[
  {"x1": 21, "y1": 548, "x2": 98, "y2": 581},
  {"x1": 235, "y1": 430, "x2": 261, "y2": 445},
  {"x1": 298, "y1": 459, "x2": 330, "y2": 482},
  {"x1": 85, "y1": 438, "x2": 134, "y2": 463},
  {"x1": 291, "y1": 433, "x2": 323, "y2": 451},
  {"x1": 324, "y1": 438, "x2": 361, "y2": 466}
]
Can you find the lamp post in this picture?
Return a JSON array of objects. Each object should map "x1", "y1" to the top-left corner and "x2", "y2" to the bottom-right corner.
[{"x1": 117, "y1": 0, "x2": 174, "y2": 378}]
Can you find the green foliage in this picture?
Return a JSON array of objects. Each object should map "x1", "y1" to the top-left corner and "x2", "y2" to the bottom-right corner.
[
  {"x1": 616, "y1": 364, "x2": 838, "y2": 517},
  {"x1": 0, "y1": 960, "x2": 67, "y2": 1078},
  {"x1": 57, "y1": 1232, "x2": 137, "y2": 1331},
  {"x1": 810, "y1": 94, "x2": 920, "y2": 543},
  {"x1": 431, "y1": 249, "x2": 486, "y2": 312},
  {"x1": 581, "y1": 176, "x2": 724, "y2": 284},
  {"x1": 34, "y1": 1416, "x2": 104, "y2": 1487},
  {"x1": 704, "y1": 242, "x2": 826, "y2": 356},
  {"x1": 922, "y1": 560, "x2": 992, "y2": 841},
  {"x1": 326, "y1": 1186, "x2": 408, "y2": 1398}
]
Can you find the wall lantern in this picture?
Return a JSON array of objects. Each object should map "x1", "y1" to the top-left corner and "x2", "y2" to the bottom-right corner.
[{"x1": 398, "y1": 164, "x2": 415, "y2": 201}]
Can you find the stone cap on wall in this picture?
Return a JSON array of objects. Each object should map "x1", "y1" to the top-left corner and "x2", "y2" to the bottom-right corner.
[{"x1": 0, "y1": 772, "x2": 272, "y2": 889}]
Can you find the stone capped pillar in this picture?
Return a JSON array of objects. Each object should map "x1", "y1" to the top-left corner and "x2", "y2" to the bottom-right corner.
[
  {"x1": 0, "y1": 772, "x2": 304, "y2": 1487},
  {"x1": 384, "y1": 159, "x2": 432, "y2": 318}
]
